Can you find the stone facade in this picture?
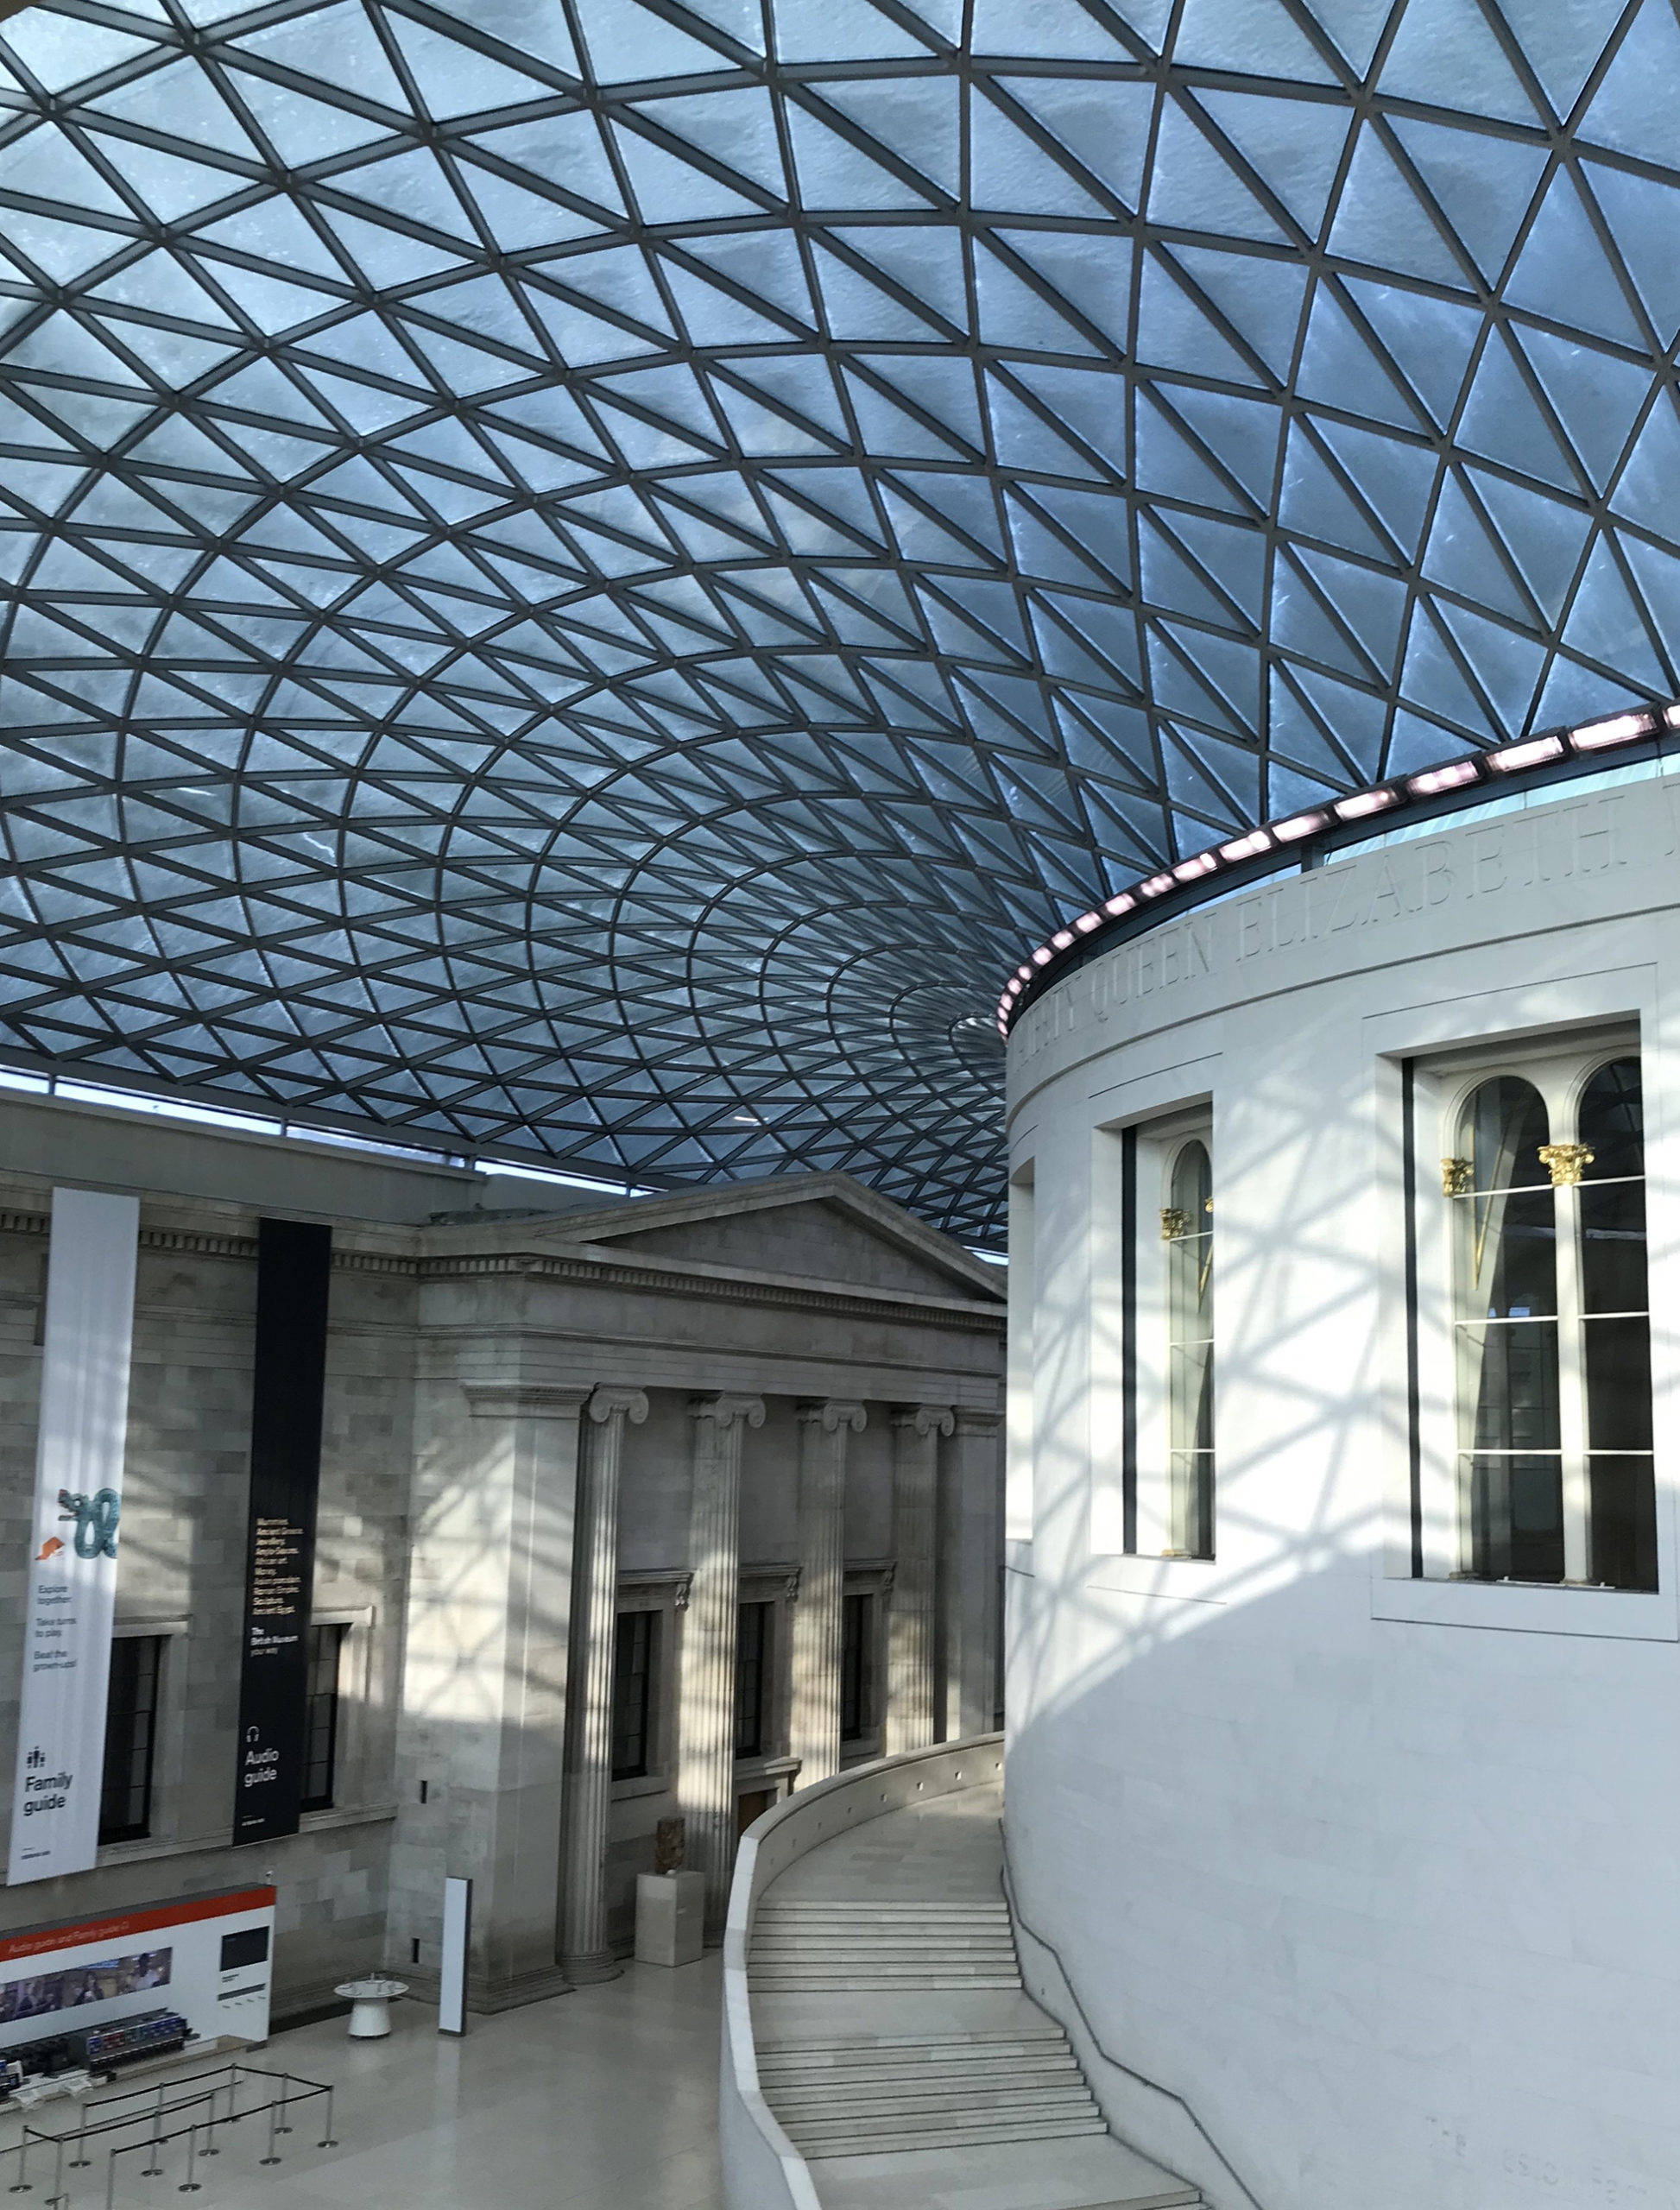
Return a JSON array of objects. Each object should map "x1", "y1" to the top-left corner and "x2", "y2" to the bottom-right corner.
[{"x1": 0, "y1": 1090, "x2": 1004, "y2": 2017}]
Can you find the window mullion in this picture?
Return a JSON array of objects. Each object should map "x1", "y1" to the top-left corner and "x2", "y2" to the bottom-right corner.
[{"x1": 1554, "y1": 1178, "x2": 1590, "y2": 1582}]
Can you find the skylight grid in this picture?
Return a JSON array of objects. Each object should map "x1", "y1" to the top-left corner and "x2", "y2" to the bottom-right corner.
[{"x1": 2, "y1": 0, "x2": 1679, "y2": 1245}]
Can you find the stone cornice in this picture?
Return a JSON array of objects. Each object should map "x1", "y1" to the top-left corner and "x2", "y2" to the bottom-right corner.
[
  {"x1": 463, "y1": 1382, "x2": 592, "y2": 1420},
  {"x1": 0, "y1": 1212, "x2": 1005, "y2": 1334}
]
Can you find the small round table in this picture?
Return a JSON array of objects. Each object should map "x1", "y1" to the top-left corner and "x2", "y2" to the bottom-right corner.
[{"x1": 335, "y1": 1976, "x2": 408, "y2": 2039}]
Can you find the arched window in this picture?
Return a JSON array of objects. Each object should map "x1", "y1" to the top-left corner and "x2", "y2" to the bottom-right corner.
[
  {"x1": 1166, "y1": 1139, "x2": 1214, "y2": 1559},
  {"x1": 1446, "y1": 1056, "x2": 1654, "y2": 1590}
]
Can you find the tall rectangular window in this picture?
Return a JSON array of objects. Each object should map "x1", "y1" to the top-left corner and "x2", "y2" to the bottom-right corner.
[
  {"x1": 840, "y1": 1592, "x2": 874, "y2": 1741},
  {"x1": 1164, "y1": 1138, "x2": 1215, "y2": 1558},
  {"x1": 734, "y1": 1601, "x2": 771, "y2": 1758},
  {"x1": 611, "y1": 1610, "x2": 656, "y2": 1781},
  {"x1": 1440, "y1": 1047, "x2": 1653, "y2": 1589},
  {"x1": 300, "y1": 1622, "x2": 345, "y2": 1812},
  {"x1": 99, "y1": 1636, "x2": 162, "y2": 1844}
]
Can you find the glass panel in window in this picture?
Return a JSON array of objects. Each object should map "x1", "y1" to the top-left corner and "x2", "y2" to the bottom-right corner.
[
  {"x1": 840, "y1": 1591, "x2": 873, "y2": 1740},
  {"x1": 611, "y1": 1610, "x2": 655, "y2": 1781},
  {"x1": 734, "y1": 1601, "x2": 771, "y2": 1758},
  {"x1": 1166, "y1": 1138, "x2": 1213, "y2": 1559},
  {"x1": 1454, "y1": 1077, "x2": 1562, "y2": 1582},
  {"x1": 300, "y1": 1622, "x2": 344, "y2": 1812},
  {"x1": 98, "y1": 1635, "x2": 161, "y2": 1844},
  {"x1": 1577, "y1": 1058, "x2": 1654, "y2": 1590}
]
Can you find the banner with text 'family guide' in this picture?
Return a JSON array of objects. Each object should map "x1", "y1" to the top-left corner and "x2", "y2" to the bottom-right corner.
[{"x1": 8, "y1": 1188, "x2": 140, "y2": 1886}]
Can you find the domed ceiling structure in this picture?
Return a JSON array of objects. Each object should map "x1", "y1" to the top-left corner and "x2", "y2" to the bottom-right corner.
[{"x1": 1, "y1": 0, "x2": 1677, "y2": 1244}]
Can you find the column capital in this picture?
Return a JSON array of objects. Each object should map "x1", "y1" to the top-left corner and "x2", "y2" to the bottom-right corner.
[
  {"x1": 463, "y1": 1381, "x2": 591, "y2": 1421},
  {"x1": 951, "y1": 1407, "x2": 1002, "y2": 1438},
  {"x1": 893, "y1": 1403, "x2": 955, "y2": 1438},
  {"x1": 797, "y1": 1399, "x2": 867, "y2": 1434},
  {"x1": 687, "y1": 1392, "x2": 765, "y2": 1431},
  {"x1": 588, "y1": 1386, "x2": 649, "y2": 1426}
]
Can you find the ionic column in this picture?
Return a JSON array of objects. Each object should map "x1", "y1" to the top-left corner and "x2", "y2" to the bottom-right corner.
[
  {"x1": 788, "y1": 1400, "x2": 866, "y2": 1788},
  {"x1": 559, "y1": 1385, "x2": 648, "y2": 1984},
  {"x1": 885, "y1": 1404, "x2": 953, "y2": 1757},
  {"x1": 941, "y1": 1409, "x2": 1003, "y2": 1740},
  {"x1": 677, "y1": 1392, "x2": 765, "y2": 1934}
]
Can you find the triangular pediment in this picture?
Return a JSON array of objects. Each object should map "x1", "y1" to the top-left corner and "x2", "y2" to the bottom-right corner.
[{"x1": 549, "y1": 1171, "x2": 1004, "y2": 1302}]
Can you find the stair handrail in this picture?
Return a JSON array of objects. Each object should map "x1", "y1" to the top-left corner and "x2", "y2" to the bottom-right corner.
[{"x1": 718, "y1": 1733, "x2": 1005, "y2": 2210}]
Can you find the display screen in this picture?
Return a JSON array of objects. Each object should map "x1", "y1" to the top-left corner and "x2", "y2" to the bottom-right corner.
[
  {"x1": 0, "y1": 1948, "x2": 172, "y2": 2023},
  {"x1": 218, "y1": 1929, "x2": 268, "y2": 1972}
]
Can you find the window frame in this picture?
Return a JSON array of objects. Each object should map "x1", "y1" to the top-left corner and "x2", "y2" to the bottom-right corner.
[
  {"x1": 1412, "y1": 1026, "x2": 1652, "y2": 1593},
  {"x1": 98, "y1": 1632, "x2": 164, "y2": 1845},
  {"x1": 300, "y1": 1620, "x2": 347, "y2": 1814}
]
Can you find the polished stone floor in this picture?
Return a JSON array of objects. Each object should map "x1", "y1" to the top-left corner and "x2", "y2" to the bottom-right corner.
[{"x1": 0, "y1": 1958, "x2": 724, "y2": 2210}]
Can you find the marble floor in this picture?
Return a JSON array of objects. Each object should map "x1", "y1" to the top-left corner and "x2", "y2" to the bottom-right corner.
[{"x1": 0, "y1": 1959, "x2": 724, "y2": 2210}]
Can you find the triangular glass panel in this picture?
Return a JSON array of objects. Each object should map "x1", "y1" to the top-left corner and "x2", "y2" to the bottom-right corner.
[
  {"x1": 1608, "y1": 391, "x2": 1680, "y2": 536},
  {"x1": 388, "y1": 16, "x2": 555, "y2": 117},
  {"x1": 1313, "y1": 418, "x2": 1437, "y2": 556},
  {"x1": 998, "y1": 229, "x2": 1132, "y2": 350},
  {"x1": 1494, "y1": 0, "x2": 1621, "y2": 122},
  {"x1": 662, "y1": 261, "x2": 793, "y2": 345},
  {"x1": 1167, "y1": 245, "x2": 1304, "y2": 379},
  {"x1": 814, "y1": 75, "x2": 960, "y2": 196},
  {"x1": 89, "y1": 60, "x2": 257, "y2": 159},
  {"x1": 679, "y1": 230, "x2": 814, "y2": 323},
  {"x1": 1513, "y1": 326, "x2": 1650, "y2": 494},
  {"x1": 785, "y1": 101, "x2": 932, "y2": 212},
  {"x1": 773, "y1": 0, "x2": 930, "y2": 61},
  {"x1": 1296, "y1": 286, "x2": 1424, "y2": 431},
  {"x1": 1139, "y1": 518, "x2": 1238, "y2": 627},
  {"x1": 1579, "y1": 160, "x2": 1680, "y2": 348},
  {"x1": 1380, "y1": 0, "x2": 1540, "y2": 123},
  {"x1": 1173, "y1": 0, "x2": 1339, "y2": 82},
  {"x1": 468, "y1": 114, "x2": 627, "y2": 212},
  {"x1": 630, "y1": 85, "x2": 786, "y2": 195},
  {"x1": 812, "y1": 245, "x2": 946, "y2": 341},
  {"x1": 827, "y1": 224, "x2": 964, "y2": 326},
  {"x1": 971, "y1": 0, "x2": 1141, "y2": 61},
  {"x1": 534, "y1": 244, "x2": 673, "y2": 332},
  {"x1": 2, "y1": 12, "x2": 159, "y2": 92},
  {"x1": 1618, "y1": 537, "x2": 1680, "y2": 678},
  {"x1": 1437, "y1": 601, "x2": 1547, "y2": 727},
  {"x1": 1470, "y1": 466, "x2": 1590, "y2": 622},
  {"x1": 1165, "y1": 387, "x2": 1281, "y2": 507},
  {"x1": 223, "y1": 72, "x2": 392, "y2": 164},
  {"x1": 1557, "y1": 537, "x2": 1668, "y2": 691},
  {"x1": 1134, "y1": 253, "x2": 1263, "y2": 383},
  {"x1": 1279, "y1": 424, "x2": 1388, "y2": 559},
  {"x1": 1325, "y1": 124, "x2": 1469, "y2": 287},
  {"x1": 1455, "y1": 332, "x2": 1576, "y2": 490},
  {"x1": 1579, "y1": 0, "x2": 1680, "y2": 161},
  {"x1": 1387, "y1": 119, "x2": 1548, "y2": 283},
  {"x1": 1294, "y1": 546, "x2": 1408, "y2": 672},
  {"x1": 613, "y1": 127, "x2": 760, "y2": 220},
  {"x1": 194, "y1": 196, "x2": 346, "y2": 280},
  {"x1": 1340, "y1": 278, "x2": 1482, "y2": 431},
  {"x1": 995, "y1": 75, "x2": 1154, "y2": 209},
  {"x1": 968, "y1": 91, "x2": 1108, "y2": 218},
  {"x1": 576, "y1": 0, "x2": 731, "y2": 79},
  {"x1": 1169, "y1": 511, "x2": 1266, "y2": 622},
  {"x1": 1399, "y1": 604, "x2": 1499, "y2": 738},
  {"x1": 1006, "y1": 495, "x2": 1114, "y2": 590},
  {"x1": 1134, "y1": 391, "x2": 1253, "y2": 515},
  {"x1": 331, "y1": 148, "x2": 477, "y2": 240},
  {"x1": 975, "y1": 247, "x2": 1101, "y2": 354},
  {"x1": 1505, "y1": 170, "x2": 1644, "y2": 345},
  {"x1": 1192, "y1": 91, "x2": 1353, "y2": 239},
  {"x1": 445, "y1": 0, "x2": 583, "y2": 76},
  {"x1": 1146, "y1": 100, "x2": 1288, "y2": 244},
  {"x1": 852, "y1": 354, "x2": 983, "y2": 449},
  {"x1": 0, "y1": 123, "x2": 129, "y2": 214},
  {"x1": 1420, "y1": 472, "x2": 1532, "y2": 622},
  {"x1": 731, "y1": 354, "x2": 850, "y2": 440}
]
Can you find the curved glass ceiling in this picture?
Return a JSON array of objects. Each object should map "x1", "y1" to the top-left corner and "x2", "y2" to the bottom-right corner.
[{"x1": 2, "y1": 0, "x2": 1677, "y2": 1245}]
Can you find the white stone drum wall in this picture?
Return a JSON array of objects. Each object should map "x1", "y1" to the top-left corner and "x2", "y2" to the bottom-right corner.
[{"x1": 1004, "y1": 776, "x2": 1680, "y2": 2210}]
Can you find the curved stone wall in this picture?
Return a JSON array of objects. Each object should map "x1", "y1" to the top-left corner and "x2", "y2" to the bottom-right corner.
[{"x1": 1004, "y1": 771, "x2": 1680, "y2": 2210}]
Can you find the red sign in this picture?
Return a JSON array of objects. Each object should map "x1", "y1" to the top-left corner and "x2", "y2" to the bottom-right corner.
[{"x1": 0, "y1": 1887, "x2": 274, "y2": 1967}]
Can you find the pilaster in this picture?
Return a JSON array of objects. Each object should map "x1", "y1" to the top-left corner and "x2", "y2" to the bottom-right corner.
[
  {"x1": 942, "y1": 1408, "x2": 1004, "y2": 1740},
  {"x1": 788, "y1": 1400, "x2": 867, "y2": 1789},
  {"x1": 396, "y1": 1378, "x2": 590, "y2": 2012},
  {"x1": 885, "y1": 1403, "x2": 954, "y2": 1757},
  {"x1": 677, "y1": 1392, "x2": 765, "y2": 1934},
  {"x1": 559, "y1": 1386, "x2": 648, "y2": 1983}
]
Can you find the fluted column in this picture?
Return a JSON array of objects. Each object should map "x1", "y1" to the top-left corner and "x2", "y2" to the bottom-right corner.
[
  {"x1": 559, "y1": 1385, "x2": 648, "y2": 1984},
  {"x1": 788, "y1": 1400, "x2": 866, "y2": 1789},
  {"x1": 885, "y1": 1403, "x2": 953, "y2": 1757},
  {"x1": 942, "y1": 1408, "x2": 1003, "y2": 1740},
  {"x1": 678, "y1": 1392, "x2": 765, "y2": 1934}
]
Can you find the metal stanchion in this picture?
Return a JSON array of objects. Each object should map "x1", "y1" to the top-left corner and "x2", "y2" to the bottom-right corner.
[
  {"x1": 275, "y1": 2076, "x2": 291, "y2": 2137},
  {"x1": 260, "y1": 2101, "x2": 279, "y2": 2168},
  {"x1": 177, "y1": 2125, "x2": 200, "y2": 2194},
  {"x1": 10, "y1": 2129, "x2": 33, "y2": 2194},
  {"x1": 318, "y1": 2087, "x2": 338, "y2": 2150},
  {"x1": 46, "y1": 2137, "x2": 64, "y2": 2210}
]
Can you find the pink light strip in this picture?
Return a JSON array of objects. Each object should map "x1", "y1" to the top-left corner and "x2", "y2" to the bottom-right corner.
[{"x1": 996, "y1": 701, "x2": 1675, "y2": 1038}]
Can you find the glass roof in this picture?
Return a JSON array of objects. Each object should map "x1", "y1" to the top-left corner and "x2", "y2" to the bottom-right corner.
[{"x1": 1, "y1": 0, "x2": 1676, "y2": 1246}]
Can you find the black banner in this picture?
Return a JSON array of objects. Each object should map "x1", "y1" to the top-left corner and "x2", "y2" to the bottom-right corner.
[{"x1": 232, "y1": 1219, "x2": 332, "y2": 1846}]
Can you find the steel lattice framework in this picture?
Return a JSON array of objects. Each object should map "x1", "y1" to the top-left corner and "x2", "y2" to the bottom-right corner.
[{"x1": 2, "y1": 0, "x2": 1677, "y2": 1244}]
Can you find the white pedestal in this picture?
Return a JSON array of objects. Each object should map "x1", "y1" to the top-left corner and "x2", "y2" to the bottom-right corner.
[
  {"x1": 635, "y1": 1872, "x2": 704, "y2": 1967},
  {"x1": 335, "y1": 1976, "x2": 408, "y2": 2038}
]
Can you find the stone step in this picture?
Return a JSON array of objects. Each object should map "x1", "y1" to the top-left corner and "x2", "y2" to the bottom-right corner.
[
  {"x1": 770, "y1": 2085, "x2": 1098, "y2": 2125},
  {"x1": 793, "y1": 2114, "x2": 1113, "y2": 2158},
  {"x1": 751, "y1": 1980, "x2": 1026, "y2": 1998},
  {"x1": 760, "y1": 2042, "x2": 1074, "y2": 2077},
  {"x1": 759, "y1": 2031, "x2": 1068, "y2": 2061}
]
